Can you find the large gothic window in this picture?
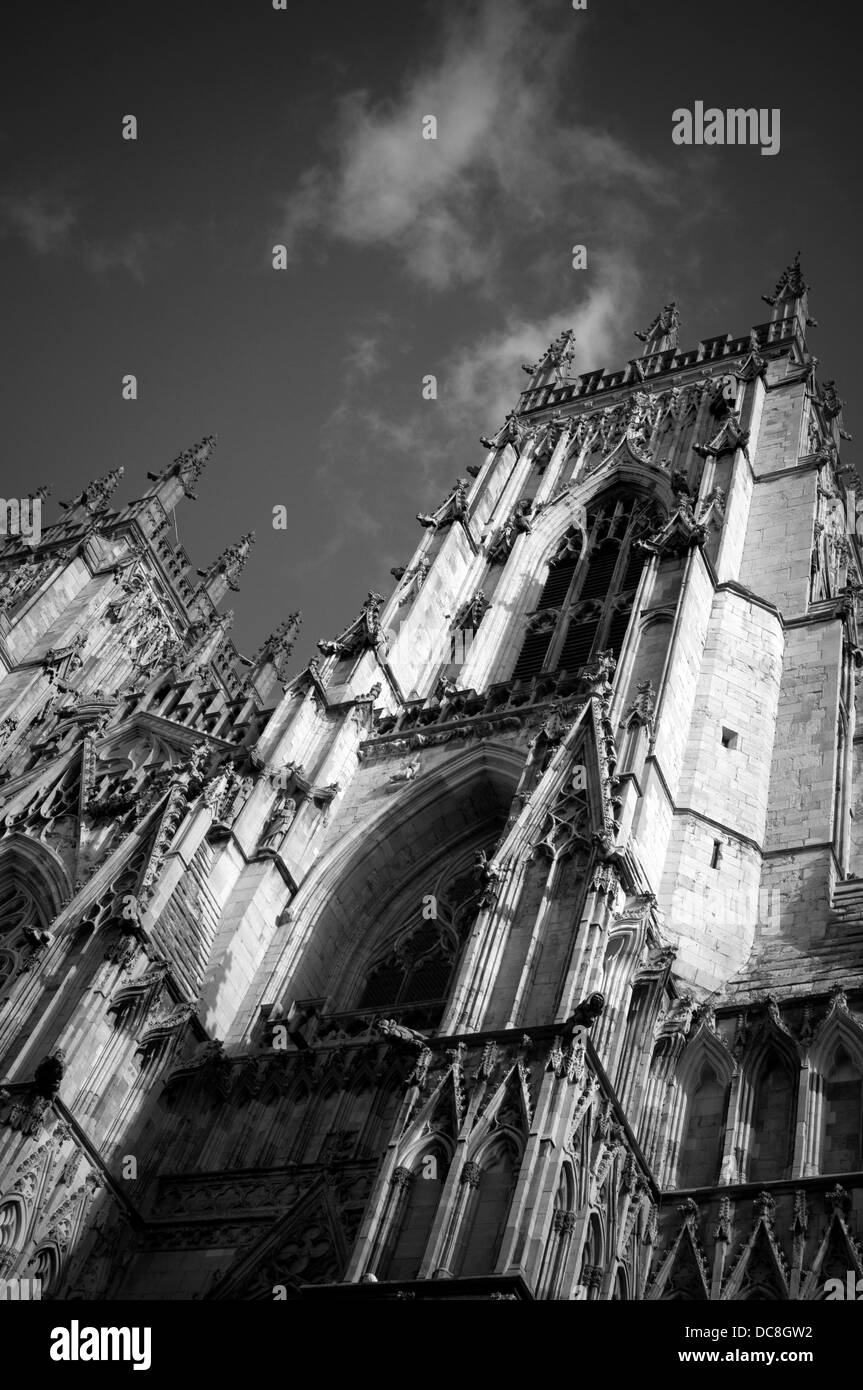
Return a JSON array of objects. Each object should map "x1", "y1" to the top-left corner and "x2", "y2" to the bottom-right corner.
[
  {"x1": 356, "y1": 921, "x2": 460, "y2": 1027},
  {"x1": 511, "y1": 493, "x2": 655, "y2": 682}
]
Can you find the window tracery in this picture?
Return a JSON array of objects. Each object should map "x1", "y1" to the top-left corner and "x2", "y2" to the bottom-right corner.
[{"x1": 511, "y1": 493, "x2": 657, "y2": 682}]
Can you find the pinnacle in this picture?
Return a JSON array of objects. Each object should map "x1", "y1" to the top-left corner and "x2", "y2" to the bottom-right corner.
[{"x1": 60, "y1": 466, "x2": 125, "y2": 514}]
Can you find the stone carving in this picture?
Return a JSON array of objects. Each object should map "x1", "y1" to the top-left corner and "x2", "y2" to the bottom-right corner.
[
  {"x1": 416, "y1": 479, "x2": 469, "y2": 531},
  {"x1": 33, "y1": 1048, "x2": 65, "y2": 1100},
  {"x1": 521, "y1": 329, "x2": 576, "y2": 386},
  {"x1": 480, "y1": 411, "x2": 527, "y2": 453},
  {"x1": 656, "y1": 995, "x2": 695, "y2": 1041},
  {"x1": 565, "y1": 993, "x2": 604, "y2": 1032},
  {"x1": 375, "y1": 1019, "x2": 428, "y2": 1048},
  {"x1": 640, "y1": 497, "x2": 708, "y2": 556},
  {"x1": 453, "y1": 590, "x2": 491, "y2": 631},
  {"x1": 532, "y1": 758, "x2": 591, "y2": 861},
  {"x1": 532, "y1": 412, "x2": 572, "y2": 470},
  {"x1": 761, "y1": 253, "x2": 808, "y2": 308},
  {"x1": 487, "y1": 500, "x2": 534, "y2": 565},
  {"x1": 260, "y1": 797, "x2": 297, "y2": 852},
  {"x1": 395, "y1": 558, "x2": 430, "y2": 606},
  {"x1": 388, "y1": 755, "x2": 420, "y2": 784},
  {"x1": 473, "y1": 849, "x2": 503, "y2": 908},
  {"x1": 317, "y1": 591, "x2": 387, "y2": 660},
  {"x1": 634, "y1": 303, "x2": 680, "y2": 356},
  {"x1": 60, "y1": 467, "x2": 124, "y2": 514},
  {"x1": 624, "y1": 680, "x2": 655, "y2": 729},
  {"x1": 460, "y1": 1160, "x2": 482, "y2": 1188}
]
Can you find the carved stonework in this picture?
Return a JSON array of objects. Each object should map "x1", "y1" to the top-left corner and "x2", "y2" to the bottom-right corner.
[
  {"x1": 522, "y1": 330, "x2": 576, "y2": 387},
  {"x1": 196, "y1": 531, "x2": 255, "y2": 592},
  {"x1": 461, "y1": 1161, "x2": 482, "y2": 1188},
  {"x1": 147, "y1": 435, "x2": 216, "y2": 498},
  {"x1": 634, "y1": 303, "x2": 680, "y2": 356},
  {"x1": 761, "y1": 254, "x2": 810, "y2": 310},
  {"x1": 417, "y1": 479, "x2": 470, "y2": 531},
  {"x1": 486, "y1": 500, "x2": 534, "y2": 565},
  {"x1": 317, "y1": 591, "x2": 387, "y2": 660},
  {"x1": 60, "y1": 466, "x2": 124, "y2": 515}
]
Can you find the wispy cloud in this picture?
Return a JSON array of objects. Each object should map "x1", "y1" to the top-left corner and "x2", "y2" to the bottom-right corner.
[
  {"x1": 316, "y1": 255, "x2": 644, "y2": 528},
  {"x1": 0, "y1": 191, "x2": 170, "y2": 281},
  {"x1": 280, "y1": 0, "x2": 675, "y2": 291},
  {"x1": 0, "y1": 193, "x2": 78, "y2": 254},
  {"x1": 81, "y1": 231, "x2": 163, "y2": 283},
  {"x1": 442, "y1": 262, "x2": 641, "y2": 432}
]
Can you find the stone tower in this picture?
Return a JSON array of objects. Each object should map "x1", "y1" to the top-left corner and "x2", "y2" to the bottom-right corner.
[{"x1": 0, "y1": 261, "x2": 861, "y2": 1302}]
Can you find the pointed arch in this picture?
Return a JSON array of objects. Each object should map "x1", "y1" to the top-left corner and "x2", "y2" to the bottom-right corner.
[
  {"x1": 722, "y1": 1223, "x2": 789, "y2": 1302},
  {"x1": 376, "y1": 1140, "x2": 452, "y2": 1281},
  {"x1": 0, "y1": 833, "x2": 70, "y2": 991},
  {"x1": 454, "y1": 1132, "x2": 522, "y2": 1277},
  {"x1": 800, "y1": 1209, "x2": 863, "y2": 1298},
  {"x1": 396, "y1": 1070, "x2": 460, "y2": 1169},
  {"x1": 26, "y1": 1240, "x2": 61, "y2": 1295},
  {"x1": 806, "y1": 1002, "x2": 863, "y2": 1175},
  {"x1": 741, "y1": 1028, "x2": 799, "y2": 1184},
  {"x1": 507, "y1": 487, "x2": 665, "y2": 681},
  {"x1": 268, "y1": 742, "x2": 522, "y2": 1026},
  {"x1": 539, "y1": 1161, "x2": 576, "y2": 1300},
  {"x1": 579, "y1": 1210, "x2": 606, "y2": 1299},
  {"x1": 0, "y1": 1193, "x2": 27, "y2": 1275},
  {"x1": 465, "y1": 1063, "x2": 531, "y2": 1160},
  {"x1": 671, "y1": 1025, "x2": 736, "y2": 1190},
  {"x1": 647, "y1": 1225, "x2": 710, "y2": 1302}
]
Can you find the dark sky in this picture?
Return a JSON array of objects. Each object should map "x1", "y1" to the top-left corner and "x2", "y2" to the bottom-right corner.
[{"x1": 1, "y1": 0, "x2": 859, "y2": 676}]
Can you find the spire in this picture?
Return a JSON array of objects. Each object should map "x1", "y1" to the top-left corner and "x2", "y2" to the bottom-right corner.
[
  {"x1": 761, "y1": 253, "x2": 816, "y2": 329},
  {"x1": 183, "y1": 607, "x2": 235, "y2": 670},
  {"x1": 255, "y1": 612, "x2": 302, "y2": 673},
  {"x1": 60, "y1": 467, "x2": 124, "y2": 518},
  {"x1": 144, "y1": 435, "x2": 217, "y2": 511},
  {"x1": 243, "y1": 611, "x2": 303, "y2": 699},
  {"x1": 196, "y1": 530, "x2": 255, "y2": 605}
]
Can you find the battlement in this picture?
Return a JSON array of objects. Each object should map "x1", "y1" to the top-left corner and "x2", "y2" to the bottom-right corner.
[{"x1": 518, "y1": 313, "x2": 800, "y2": 415}]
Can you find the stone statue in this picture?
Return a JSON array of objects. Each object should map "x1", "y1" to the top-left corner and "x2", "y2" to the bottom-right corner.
[
  {"x1": 34, "y1": 1047, "x2": 66, "y2": 1100},
  {"x1": 565, "y1": 992, "x2": 605, "y2": 1032},
  {"x1": 261, "y1": 798, "x2": 297, "y2": 851},
  {"x1": 634, "y1": 302, "x2": 680, "y2": 356}
]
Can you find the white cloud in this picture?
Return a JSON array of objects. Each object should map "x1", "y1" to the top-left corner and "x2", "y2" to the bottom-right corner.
[
  {"x1": 280, "y1": 0, "x2": 674, "y2": 290},
  {"x1": 444, "y1": 260, "x2": 642, "y2": 432}
]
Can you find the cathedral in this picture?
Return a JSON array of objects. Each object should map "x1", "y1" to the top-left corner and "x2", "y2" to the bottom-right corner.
[{"x1": 1, "y1": 258, "x2": 861, "y2": 1302}]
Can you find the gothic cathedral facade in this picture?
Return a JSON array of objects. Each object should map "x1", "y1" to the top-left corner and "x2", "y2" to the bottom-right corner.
[{"x1": 1, "y1": 260, "x2": 861, "y2": 1302}]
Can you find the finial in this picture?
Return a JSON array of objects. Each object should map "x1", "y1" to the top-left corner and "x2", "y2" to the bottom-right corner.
[
  {"x1": 147, "y1": 434, "x2": 217, "y2": 500},
  {"x1": 60, "y1": 467, "x2": 124, "y2": 514},
  {"x1": 761, "y1": 253, "x2": 809, "y2": 308},
  {"x1": 196, "y1": 531, "x2": 255, "y2": 592},
  {"x1": 634, "y1": 302, "x2": 680, "y2": 356}
]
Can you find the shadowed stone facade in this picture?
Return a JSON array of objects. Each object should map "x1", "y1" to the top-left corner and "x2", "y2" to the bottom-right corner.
[{"x1": 1, "y1": 260, "x2": 861, "y2": 1301}]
